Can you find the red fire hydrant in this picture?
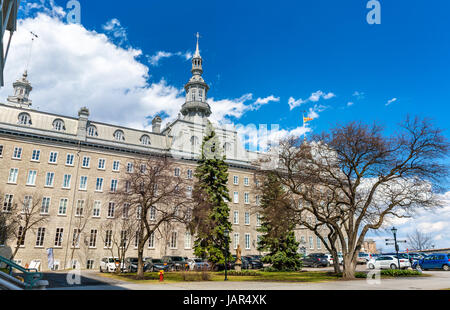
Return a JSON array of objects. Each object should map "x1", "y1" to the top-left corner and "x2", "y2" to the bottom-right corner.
[{"x1": 159, "y1": 270, "x2": 164, "y2": 282}]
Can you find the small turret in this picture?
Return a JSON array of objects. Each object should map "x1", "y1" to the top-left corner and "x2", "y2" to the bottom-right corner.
[
  {"x1": 7, "y1": 71, "x2": 33, "y2": 108},
  {"x1": 152, "y1": 115, "x2": 162, "y2": 133}
]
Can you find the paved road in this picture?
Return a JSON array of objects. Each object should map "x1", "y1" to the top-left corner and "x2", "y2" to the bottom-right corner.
[{"x1": 47, "y1": 270, "x2": 450, "y2": 290}]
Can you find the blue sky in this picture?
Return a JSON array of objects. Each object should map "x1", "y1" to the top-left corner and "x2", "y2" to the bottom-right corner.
[{"x1": 5, "y1": 0, "x2": 450, "y2": 249}]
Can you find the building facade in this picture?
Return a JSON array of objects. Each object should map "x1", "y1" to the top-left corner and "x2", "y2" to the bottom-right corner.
[{"x1": 0, "y1": 37, "x2": 325, "y2": 271}]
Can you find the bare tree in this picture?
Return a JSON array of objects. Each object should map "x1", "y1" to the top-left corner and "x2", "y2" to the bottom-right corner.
[
  {"x1": 110, "y1": 156, "x2": 193, "y2": 279},
  {"x1": 407, "y1": 229, "x2": 434, "y2": 251},
  {"x1": 8, "y1": 193, "x2": 48, "y2": 260},
  {"x1": 69, "y1": 195, "x2": 95, "y2": 269},
  {"x1": 100, "y1": 215, "x2": 137, "y2": 274},
  {"x1": 0, "y1": 192, "x2": 16, "y2": 250},
  {"x1": 272, "y1": 117, "x2": 449, "y2": 278}
]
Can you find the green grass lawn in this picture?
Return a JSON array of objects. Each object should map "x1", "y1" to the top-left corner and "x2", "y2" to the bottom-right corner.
[{"x1": 98, "y1": 269, "x2": 430, "y2": 284}]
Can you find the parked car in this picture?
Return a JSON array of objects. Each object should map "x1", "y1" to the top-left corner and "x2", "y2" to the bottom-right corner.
[
  {"x1": 407, "y1": 253, "x2": 428, "y2": 262},
  {"x1": 244, "y1": 256, "x2": 264, "y2": 269},
  {"x1": 187, "y1": 258, "x2": 211, "y2": 271},
  {"x1": 413, "y1": 253, "x2": 450, "y2": 271},
  {"x1": 357, "y1": 252, "x2": 371, "y2": 264},
  {"x1": 124, "y1": 257, "x2": 139, "y2": 273},
  {"x1": 100, "y1": 257, "x2": 124, "y2": 273},
  {"x1": 301, "y1": 253, "x2": 329, "y2": 268},
  {"x1": 161, "y1": 256, "x2": 189, "y2": 271},
  {"x1": 149, "y1": 258, "x2": 170, "y2": 272},
  {"x1": 324, "y1": 253, "x2": 344, "y2": 266},
  {"x1": 367, "y1": 255, "x2": 411, "y2": 270}
]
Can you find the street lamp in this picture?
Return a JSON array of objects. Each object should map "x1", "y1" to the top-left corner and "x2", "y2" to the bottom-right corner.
[
  {"x1": 224, "y1": 228, "x2": 229, "y2": 281},
  {"x1": 391, "y1": 227, "x2": 400, "y2": 269}
]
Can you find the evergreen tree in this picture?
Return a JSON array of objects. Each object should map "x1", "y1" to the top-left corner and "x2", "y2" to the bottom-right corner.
[
  {"x1": 257, "y1": 172, "x2": 302, "y2": 271},
  {"x1": 190, "y1": 122, "x2": 232, "y2": 266}
]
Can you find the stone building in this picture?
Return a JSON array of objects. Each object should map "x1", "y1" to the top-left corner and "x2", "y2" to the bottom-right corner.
[{"x1": 0, "y1": 37, "x2": 325, "y2": 271}]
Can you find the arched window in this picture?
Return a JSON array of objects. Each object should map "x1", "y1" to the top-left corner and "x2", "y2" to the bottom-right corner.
[
  {"x1": 53, "y1": 119, "x2": 65, "y2": 131},
  {"x1": 113, "y1": 130, "x2": 125, "y2": 141},
  {"x1": 18, "y1": 112, "x2": 31, "y2": 126},
  {"x1": 87, "y1": 125, "x2": 98, "y2": 137},
  {"x1": 140, "y1": 135, "x2": 151, "y2": 146},
  {"x1": 190, "y1": 136, "x2": 199, "y2": 146}
]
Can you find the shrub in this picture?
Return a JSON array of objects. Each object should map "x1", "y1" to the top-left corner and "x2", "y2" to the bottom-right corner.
[
  {"x1": 181, "y1": 271, "x2": 212, "y2": 281},
  {"x1": 380, "y1": 269, "x2": 422, "y2": 277},
  {"x1": 219, "y1": 270, "x2": 261, "y2": 276}
]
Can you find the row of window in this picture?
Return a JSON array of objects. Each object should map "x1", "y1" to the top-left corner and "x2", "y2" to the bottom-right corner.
[
  {"x1": 16, "y1": 113, "x2": 152, "y2": 145},
  {"x1": 0, "y1": 226, "x2": 257, "y2": 251},
  {"x1": 299, "y1": 235, "x2": 323, "y2": 250},
  {"x1": 232, "y1": 210, "x2": 262, "y2": 226}
]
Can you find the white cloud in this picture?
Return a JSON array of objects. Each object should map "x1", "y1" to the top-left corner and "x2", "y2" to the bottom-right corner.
[
  {"x1": 288, "y1": 90, "x2": 335, "y2": 110},
  {"x1": 352, "y1": 91, "x2": 365, "y2": 100},
  {"x1": 347, "y1": 101, "x2": 354, "y2": 107},
  {"x1": 102, "y1": 18, "x2": 128, "y2": 47},
  {"x1": 147, "y1": 50, "x2": 193, "y2": 66},
  {"x1": 386, "y1": 97, "x2": 398, "y2": 106}
]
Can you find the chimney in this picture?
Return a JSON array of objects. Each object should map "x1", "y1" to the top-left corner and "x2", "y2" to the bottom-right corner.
[
  {"x1": 152, "y1": 115, "x2": 162, "y2": 134},
  {"x1": 77, "y1": 107, "x2": 90, "y2": 139}
]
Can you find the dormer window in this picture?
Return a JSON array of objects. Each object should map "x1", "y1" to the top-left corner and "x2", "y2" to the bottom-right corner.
[
  {"x1": 113, "y1": 130, "x2": 125, "y2": 141},
  {"x1": 53, "y1": 119, "x2": 65, "y2": 131},
  {"x1": 87, "y1": 125, "x2": 98, "y2": 137},
  {"x1": 18, "y1": 112, "x2": 31, "y2": 126},
  {"x1": 140, "y1": 135, "x2": 151, "y2": 146}
]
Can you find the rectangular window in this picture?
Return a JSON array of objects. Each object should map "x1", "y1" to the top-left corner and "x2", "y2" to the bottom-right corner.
[
  {"x1": 3, "y1": 194, "x2": 14, "y2": 212},
  {"x1": 316, "y1": 236, "x2": 321, "y2": 250},
  {"x1": 26, "y1": 170, "x2": 37, "y2": 186},
  {"x1": 309, "y1": 236, "x2": 314, "y2": 249},
  {"x1": 81, "y1": 156, "x2": 90, "y2": 168},
  {"x1": 233, "y1": 176, "x2": 239, "y2": 185},
  {"x1": 174, "y1": 168, "x2": 180, "y2": 177},
  {"x1": 75, "y1": 200, "x2": 84, "y2": 217},
  {"x1": 12, "y1": 147, "x2": 22, "y2": 159},
  {"x1": 93, "y1": 201, "x2": 101, "y2": 217},
  {"x1": 170, "y1": 232, "x2": 177, "y2": 249},
  {"x1": 79, "y1": 176, "x2": 88, "y2": 190},
  {"x1": 17, "y1": 226, "x2": 25, "y2": 246},
  {"x1": 41, "y1": 197, "x2": 51, "y2": 214},
  {"x1": 187, "y1": 169, "x2": 193, "y2": 179},
  {"x1": 36, "y1": 228, "x2": 45, "y2": 247},
  {"x1": 110, "y1": 179, "x2": 118, "y2": 192},
  {"x1": 95, "y1": 178, "x2": 103, "y2": 192},
  {"x1": 54, "y1": 228, "x2": 64, "y2": 247},
  {"x1": 233, "y1": 233, "x2": 239, "y2": 250},
  {"x1": 233, "y1": 211, "x2": 239, "y2": 224},
  {"x1": 186, "y1": 186, "x2": 193, "y2": 198},
  {"x1": 256, "y1": 195, "x2": 260, "y2": 206},
  {"x1": 107, "y1": 202, "x2": 115, "y2": 218},
  {"x1": 45, "y1": 172, "x2": 55, "y2": 187},
  {"x1": 148, "y1": 232, "x2": 155, "y2": 249},
  {"x1": 86, "y1": 260, "x2": 94, "y2": 270},
  {"x1": 104, "y1": 230, "x2": 112, "y2": 248},
  {"x1": 72, "y1": 229, "x2": 80, "y2": 248},
  {"x1": 89, "y1": 229, "x2": 97, "y2": 248},
  {"x1": 134, "y1": 231, "x2": 139, "y2": 248},
  {"x1": 150, "y1": 206, "x2": 156, "y2": 220},
  {"x1": 62, "y1": 174, "x2": 72, "y2": 189},
  {"x1": 22, "y1": 196, "x2": 32, "y2": 213},
  {"x1": 184, "y1": 232, "x2": 192, "y2": 249},
  {"x1": 244, "y1": 177, "x2": 249, "y2": 186},
  {"x1": 58, "y1": 198, "x2": 68, "y2": 215},
  {"x1": 245, "y1": 212, "x2": 250, "y2": 225},
  {"x1": 245, "y1": 234, "x2": 251, "y2": 250},
  {"x1": 31, "y1": 149, "x2": 40, "y2": 161},
  {"x1": 120, "y1": 231, "x2": 127, "y2": 248},
  {"x1": 244, "y1": 192, "x2": 250, "y2": 204},
  {"x1": 126, "y1": 162, "x2": 133, "y2": 173},
  {"x1": 0, "y1": 145, "x2": 3, "y2": 157},
  {"x1": 122, "y1": 203, "x2": 129, "y2": 219},
  {"x1": 0, "y1": 227, "x2": 6, "y2": 246},
  {"x1": 112, "y1": 160, "x2": 120, "y2": 172},
  {"x1": 66, "y1": 154, "x2": 74, "y2": 166},
  {"x1": 98, "y1": 159, "x2": 106, "y2": 170},
  {"x1": 256, "y1": 213, "x2": 261, "y2": 227},
  {"x1": 233, "y1": 192, "x2": 239, "y2": 204},
  {"x1": 8, "y1": 168, "x2": 19, "y2": 183},
  {"x1": 49, "y1": 152, "x2": 58, "y2": 164}
]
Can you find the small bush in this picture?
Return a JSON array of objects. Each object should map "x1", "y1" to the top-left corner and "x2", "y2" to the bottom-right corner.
[
  {"x1": 380, "y1": 269, "x2": 422, "y2": 277},
  {"x1": 219, "y1": 270, "x2": 261, "y2": 276},
  {"x1": 181, "y1": 271, "x2": 212, "y2": 281},
  {"x1": 264, "y1": 266, "x2": 303, "y2": 272}
]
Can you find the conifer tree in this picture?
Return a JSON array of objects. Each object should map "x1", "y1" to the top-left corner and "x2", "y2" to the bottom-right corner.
[
  {"x1": 257, "y1": 172, "x2": 302, "y2": 271},
  {"x1": 190, "y1": 122, "x2": 232, "y2": 267}
]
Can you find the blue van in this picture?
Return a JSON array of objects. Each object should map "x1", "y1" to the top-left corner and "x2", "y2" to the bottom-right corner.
[{"x1": 414, "y1": 253, "x2": 450, "y2": 271}]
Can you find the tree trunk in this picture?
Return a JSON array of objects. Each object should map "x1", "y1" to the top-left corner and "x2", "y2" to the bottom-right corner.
[
  {"x1": 331, "y1": 251, "x2": 341, "y2": 273},
  {"x1": 342, "y1": 255, "x2": 356, "y2": 279},
  {"x1": 137, "y1": 247, "x2": 145, "y2": 279},
  {"x1": 10, "y1": 244, "x2": 20, "y2": 261}
]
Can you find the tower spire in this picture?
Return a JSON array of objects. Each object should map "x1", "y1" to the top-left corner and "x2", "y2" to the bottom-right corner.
[{"x1": 180, "y1": 33, "x2": 211, "y2": 120}]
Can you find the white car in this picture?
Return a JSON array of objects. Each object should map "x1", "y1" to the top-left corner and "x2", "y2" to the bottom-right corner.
[
  {"x1": 367, "y1": 255, "x2": 411, "y2": 270},
  {"x1": 325, "y1": 253, "x2": 344, "y2": 265},
  {"x1": 100, "y1": 257, "x2": 124, "y2": 273}
]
